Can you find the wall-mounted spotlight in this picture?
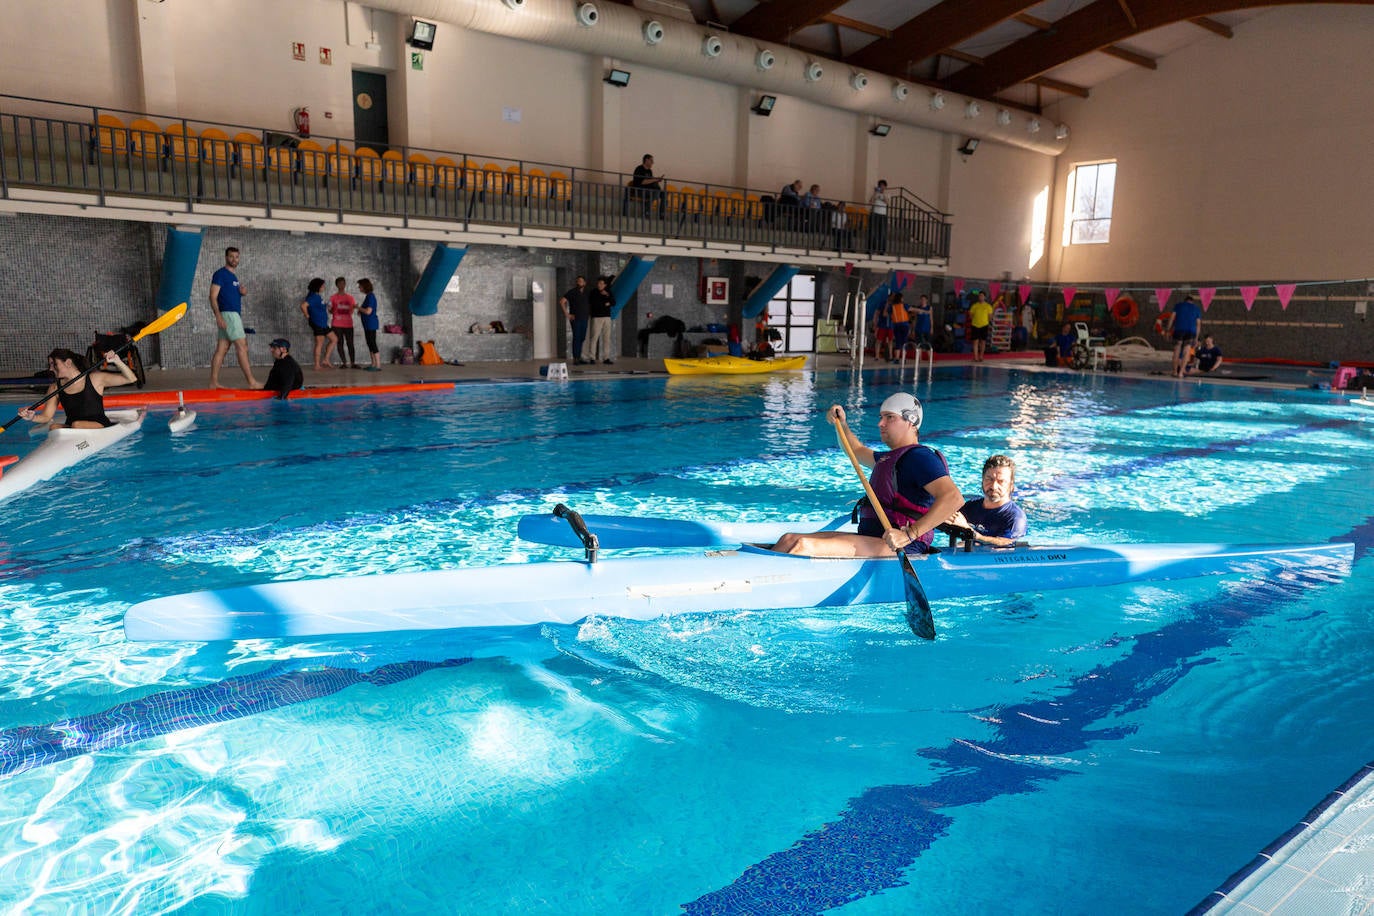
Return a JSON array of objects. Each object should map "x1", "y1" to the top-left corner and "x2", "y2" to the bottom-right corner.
[
  {"x1": 804, "y1": 61, "x2": 824, "y2": 82},
  {"x1": 604, "y1": 68, "x2": 631, "y2": 87},
  {"x1": 996, "y1": 108, "x2": 1012, "y2": 126},
  {"x1": 892, "y1": 82, "x2": 910, "y2": 102},
  {"x1": 756, "y1": 49, "x2": 776, "y2": 70},
  {"x1": 965, "y1": 100, "x2": 982, "y2": 119},
  {"x1": 929, "y1": 91, "x2": 946, "y2": 111},
  {"x1": 1055, "y1": 124, "x2": 1071, "y2": 140},
  {"x1": 642, "y1": 20, "x2": 664, "y2": 44},
  {"x1": 702, "y1": 35, "x2": 723, "y2": 58},
  {"x1": 850, "y1": 71, "x2": 869, "y2": 91},
  {"x1": 870, "y1": 123, "x2": 892, "y2": 137},
  {"x1": 958, "y1": 138, "x2": 980, "y2": 156},
  {"x1": 502, "y1": 0, "x2": 524, "y2": 8},
  {"x1": 576, "y1": 2, "x2": 598, "y2": 27},
  {"x1": 408, "y1": 19, "x2": 437, "y2": 50},
  {"x1": 752, "y1": 94, "x2": 777, "y2": 116}
]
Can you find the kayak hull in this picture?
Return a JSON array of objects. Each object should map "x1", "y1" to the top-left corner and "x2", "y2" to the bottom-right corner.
[
  {"x1": 664, "y1": 355, "x2": 808, "y2": 375},
  {"x1": 0, "y1": 408, "x2": 144, "y2": 502},
  {"x1": 122, "y1": 540, "x2": 1353, "y2": 643},
  {"x1": 516, "y1": 512, "x2": 852, "y2": 549}
]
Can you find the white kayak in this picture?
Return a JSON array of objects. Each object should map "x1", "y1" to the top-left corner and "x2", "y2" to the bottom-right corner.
[
  {"x1": 0, "y1": 408, "x2": 145, "y2": 502},
  {"x1": 122, "y1": 539, "x2": 1353, "y2": 643}
]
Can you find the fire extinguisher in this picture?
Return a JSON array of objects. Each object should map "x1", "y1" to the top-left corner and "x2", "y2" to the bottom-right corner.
[{"x1": 292, "y1": 107, "x2": 311, "y2": 138}]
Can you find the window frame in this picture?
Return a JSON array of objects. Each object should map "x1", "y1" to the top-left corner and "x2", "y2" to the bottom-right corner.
[{"x1": 1063, "y1": 160, "x2": 1117, "y2": 246}]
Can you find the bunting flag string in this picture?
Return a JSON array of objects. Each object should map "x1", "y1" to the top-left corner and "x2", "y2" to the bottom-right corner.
[
  {"x1": 1017, "y1": 283, "x2": 1032, "y2": 304},
  {"x1": 988, "y1": 281, "x2": 1002, "y2": 301},
  {"x1": 1274, "y1": 283, "x2": 1297, "y2": 311},
  {"x1": 1154, "y1": 288, "x2": 1174, "y2": 312},
  {"x1": 953, "y1": 278, "x2": 965, "y2": 296},
  {"x1": 1103, "y1": 287, "x2": 1121, "y2": 308},
  {"x1": 1239, "y1": 286, "x2": 1260, "y2": 311},
  {"x1": 1061, "y1": 286, "x2": 1077, "y2": 307},
  {"x1": 1198, "y1": 288, "x2": 1216, "y2": 311}
]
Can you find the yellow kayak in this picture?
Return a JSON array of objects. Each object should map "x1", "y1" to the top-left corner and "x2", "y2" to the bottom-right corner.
[{"x1": 663, "y1": 355, "x2": 808, "y2": 375}]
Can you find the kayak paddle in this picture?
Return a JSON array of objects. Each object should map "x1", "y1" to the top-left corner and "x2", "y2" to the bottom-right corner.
[
  {"x1": 2, "y1": 303, "x2": 187, "y2": 434},
  {"x1": 834, "y1": 419, "x2": 936, "y2": 640}
]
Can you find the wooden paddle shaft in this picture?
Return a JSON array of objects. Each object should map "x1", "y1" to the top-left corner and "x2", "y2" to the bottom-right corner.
[{"x1": 835, "y1": 419, "x2": 897, "y2": 534}]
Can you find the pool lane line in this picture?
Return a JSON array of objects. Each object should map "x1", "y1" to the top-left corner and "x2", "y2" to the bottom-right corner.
[
  {"x1": 679, "y1": 525, "x2": 1365, "y2": 915},
  {"x1": 0, "y1": 657, "x2": 472, "y2": 780}
]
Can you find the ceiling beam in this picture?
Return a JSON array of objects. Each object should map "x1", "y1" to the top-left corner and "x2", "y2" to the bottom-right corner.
[
  {"x1": 944, "y1": 0, "x2": 1373, "y2": 99},
  {"x1": 848, "y1": 0, "x2": 1041, "y2": 74},
  {"x1": 819, "y1": 12, "x2": 891, "y2": 40},
  {"x1": 1028, "y1": 75, "x2": 1091, "y2": 98},
  {"x1": 1014, "y1": 12, "x2": 1052, "y2": 29},
  {"x1": 1116, "y1": 0, "x2": 1138, "y2": 29},
  {"x1": 1189, "y1": 15, "x2": 1233, "y2": 37},
  {"x1": 940, "y1": 48, "x2": 984, "y2": 66},
  {"x1": 1099, "y1": 44, "x2": 1158, "y2": 68},
  {"x1": 729, "y1": 0, "x2": 848, "y2": 44}
]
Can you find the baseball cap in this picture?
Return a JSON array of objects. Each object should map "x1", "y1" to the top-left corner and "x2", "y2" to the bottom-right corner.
[
  {"x1": 269, "y1": 338, "x2": 290, "y2": 349},
  {"x1": 879, "y1": 392, "x2": 923, "y2": 429}
]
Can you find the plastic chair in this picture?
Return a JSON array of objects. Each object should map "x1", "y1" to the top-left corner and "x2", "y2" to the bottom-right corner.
[
  {"x1": 482, "y1": 163, "x2": 504, "y2": 194},
  {"x1": 527, "y1": 167, "x2": 548, "y2": 199},
  {"x1": 381, "y1": 149, "x2": 407, "y2": 185},
  {"x1": 323, "y1": 142, "x2": 353, "y2": 183},
  {"x1": 128, "y1": 118, "x2": 164, "y2": 160},
  {"x1": 548, "y1": 170, "x2": 571, "y2": 202},
  {"x1": 95, "y1": 114, "x2": 128, "y2": 157},
  {"x1": 354, "y1": 147, "x2": 382, "y2": 185},
  {"x1": 164, "y1": 123, "x2": 200, "y2": 162},
  {"x1": 432, "y1": 155, "x2": 461, "y2": 190},
  {"x1": 408, "y1": 152, "x2": 434, "y2": 187},
  {"x1": 200, "y1": 127, "x2": 232, "y2": 165},
  {"x1": 504, "y1": 164, "x2": 526, "y2": 197}
]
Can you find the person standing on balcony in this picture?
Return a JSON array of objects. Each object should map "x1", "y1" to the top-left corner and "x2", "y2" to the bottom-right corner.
[
  {"x1": 867, "y1": 180, "x2": 889, "y2": 255},
  {"x1": 208, "y1": 246, "x2": 261, "y2": 390},
  {"x1": 627, "y1": 154, "x2": 664, "y2": 218}
]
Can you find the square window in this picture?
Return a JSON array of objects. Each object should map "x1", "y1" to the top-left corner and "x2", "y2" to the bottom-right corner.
[{"x1": 1063, "y1": 161, "x2": 1116, "y2": 246}]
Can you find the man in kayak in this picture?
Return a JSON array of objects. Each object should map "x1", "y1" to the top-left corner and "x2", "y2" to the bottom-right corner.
[
  {"x1": 263, "y1": 339, "x2": 304, "y2": 400},
  {"x1": 19, "y1": 348, "x2": 137, "y2": 429},
  {"x1": 772, "y1": 393, "x2": 963, "y2": 556},
  {"x1": 945, "y1": 454, "x2": 1027, "y2": 547}
]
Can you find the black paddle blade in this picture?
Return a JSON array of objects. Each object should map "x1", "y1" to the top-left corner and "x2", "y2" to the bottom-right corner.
[{"x1": 899, "y1": 551, "x2": 936, "y2": 640}]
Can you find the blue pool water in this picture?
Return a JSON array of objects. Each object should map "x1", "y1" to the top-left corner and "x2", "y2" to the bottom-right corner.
[{"x1": 0, "y1": 368, "x2": 1371, "y2": 915}]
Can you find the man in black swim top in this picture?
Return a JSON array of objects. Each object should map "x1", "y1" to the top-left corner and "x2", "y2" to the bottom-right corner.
[{"x1": 18, "y1": 348, "x2": 137, "y2": 430}]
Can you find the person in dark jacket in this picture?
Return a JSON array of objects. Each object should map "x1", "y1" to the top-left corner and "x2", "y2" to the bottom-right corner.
[{"x1": 263, "y1": 338, "x2": 305, "y2": 400}]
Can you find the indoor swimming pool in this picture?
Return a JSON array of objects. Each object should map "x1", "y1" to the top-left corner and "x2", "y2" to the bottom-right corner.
[{"x1": 0, "y1": 367, "x2": 1370, "y2": 915}]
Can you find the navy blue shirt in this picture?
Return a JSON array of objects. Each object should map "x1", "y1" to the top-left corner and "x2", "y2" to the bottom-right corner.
[
  {"x1": 360, "y1": 292, "x2": 380, "y2": 331},
  {"x1": 211, "y1": 267, "x2": 242, "y2": 314},
  {"x1": 1173, "y1": 300, "x2": 1202, "y2": 335},
  {"x1": 305, "y1": 292, "x2": 328, "y2": 327},
  {"x1": 960, "y1": 499, "x2": 1027, "y2": 540}
]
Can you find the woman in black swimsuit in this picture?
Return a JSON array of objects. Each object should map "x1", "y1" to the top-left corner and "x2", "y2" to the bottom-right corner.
[{"x1": 18, "y1": 348, "x2": 138, "y2": 430}]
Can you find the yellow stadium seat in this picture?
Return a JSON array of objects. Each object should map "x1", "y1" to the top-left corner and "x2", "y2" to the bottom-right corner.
[
  {"x1": 164, "y1": 123, "x2": 200, "y2": 162},
  {"x1": 354, "y1": 147, "x2": 382, "y2": 183},
  {"x1": 233, "y1": 133, "x2": 266, "y2": 170},
  {"x1": 408, "y1": 152, "x2": 434, "y2": 186},
  {"x1": 95, "y1": 114, "x2": 127, "y2": 157},
  {"x1": 200, "y1": 127, "x2": 232, "y2": 164},
  {"x1": 128, "y1": 118, "x2": 163, "y2": 160}
]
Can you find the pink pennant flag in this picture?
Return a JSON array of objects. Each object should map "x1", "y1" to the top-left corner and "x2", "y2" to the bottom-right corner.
[
  {"x1": 953, "y1": 278, "x2": 966, "y2": 296},
  {"x1": 1198, "y1": 287, "x2": 1216, "y2": 311},
  {"x1": 1018, "y1": 283, "x2": 1032, "y2": 304},
  {"x1": 1239, "y1": 286, "x2": 1260, "y2": 311},
  {"x1": 1104, "y1": 287, "x2": 1121, "y2": 308},
  {"x1": 1154, "y1": 288, "x2": 1173, "y2": 312},
  {"x1": 988, "y1": 281, "x2": 1002, "y2": 301},
  {"x1": 1061, "y1": 286, "x2": 1077, "y2": 307},
  {"x1": 844, "y1": 262, "x2": 854, "y2": 276},
  {"x1": 1274, "y1": 283, "x2": 1297, "y2": 311}
]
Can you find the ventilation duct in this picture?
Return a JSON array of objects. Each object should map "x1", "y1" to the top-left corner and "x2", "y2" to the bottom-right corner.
[{"x1": 360, "y1": 0, "x2": 1068, "y2": 154}]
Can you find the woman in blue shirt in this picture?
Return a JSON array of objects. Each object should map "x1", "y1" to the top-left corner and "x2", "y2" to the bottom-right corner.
[
  {"x1": 299, "y1": 277, "x2": 337, "y2": 371},
  {"x1": 357, "y1": 278, "x2": 383, "y2": 371}
]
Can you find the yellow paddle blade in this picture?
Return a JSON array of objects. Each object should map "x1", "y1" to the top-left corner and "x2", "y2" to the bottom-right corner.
[{"x1": 132, "y1": 303, "x2": 188, "y2": 341}]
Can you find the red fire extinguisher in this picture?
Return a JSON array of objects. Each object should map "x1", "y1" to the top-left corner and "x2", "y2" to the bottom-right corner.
[{"x1": 292, "y1": 107, "x2": 311, "y2": 138}]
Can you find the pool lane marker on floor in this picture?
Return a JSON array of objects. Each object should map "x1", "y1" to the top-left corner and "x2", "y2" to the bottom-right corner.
[
  {"x1": 0, "y1": 657, "x2": 472, "y2": 780},
  {"x1": 679, "y1": 525, "x2": 1363, "y2": 916}
]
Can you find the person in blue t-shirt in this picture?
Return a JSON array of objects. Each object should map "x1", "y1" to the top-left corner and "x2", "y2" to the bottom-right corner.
[
  {"x1": 208, "y1": 246, "x2": 261, "y2": 390},
  {"x1": 1167, "y1": 294, "x2": 1203, "y2": 377},
  {"x1": 945, "y1": 454, "x2": 1027, "y2": 547},
  {"x1": 1054, "y1": 323, "x2": 1076, "y2": 366},
  {"x1": 913, "y1": 294, "x2": 934, "y2": 347},
  {"x1": 299, "y1": 277, "x2": 337, "y2": 371},
  {"x1": 357, "y1": 278, "x2": 383, "y2": 371}
]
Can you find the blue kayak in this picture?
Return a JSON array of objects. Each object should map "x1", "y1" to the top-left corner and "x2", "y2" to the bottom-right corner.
[{"x1": 123, "y1": 540, "x2": 1353, "y2": 643}]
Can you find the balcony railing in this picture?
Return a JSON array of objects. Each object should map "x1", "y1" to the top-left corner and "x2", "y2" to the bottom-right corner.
[{"x1": 0, "y1": 94, "x2": 951, "y2": 263}]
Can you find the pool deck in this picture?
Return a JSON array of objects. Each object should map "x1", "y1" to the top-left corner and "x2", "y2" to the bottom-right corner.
[
  {"x1": 1190, "y1": 761, "x2": 1374, "y2": 914},
  {"x1": 0, "y1": 348, "x2": 1337, "y2": 406}
]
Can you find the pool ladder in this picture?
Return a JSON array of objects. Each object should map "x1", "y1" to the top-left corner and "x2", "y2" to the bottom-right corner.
[{"x1": 898, "y1": 342, "x2": 934, "y2": 384}]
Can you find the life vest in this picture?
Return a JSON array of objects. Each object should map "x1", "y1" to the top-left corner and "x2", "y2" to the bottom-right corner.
[
  {"x1": 857, "y1": 443, "x2": 948, "y2": 549},
  {"x1": 418, "y1": 340, "x2": 443, "y2": 365},
  {"x1": 890, "y1": 300, "x2": 909, "y2": 324}
]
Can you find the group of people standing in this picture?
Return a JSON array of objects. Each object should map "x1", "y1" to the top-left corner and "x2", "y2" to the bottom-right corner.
[
  {"x1": 872, "y1": 292, "x2": 934, "y2": 363},
  {"x1": 300, "y1": 276, "x2": 383, "y2": 372},
  {"x1": 558, "y1": 275, "x2": 617, "y2": 365}
]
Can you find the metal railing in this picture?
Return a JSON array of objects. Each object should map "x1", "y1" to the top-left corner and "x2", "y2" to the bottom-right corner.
[{"x1": 0, "y1": 94, "x2": 952, "y2": 262}]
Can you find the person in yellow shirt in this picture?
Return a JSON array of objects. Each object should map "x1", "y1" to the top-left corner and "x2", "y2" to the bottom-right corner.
[{"x1": 967, "y1": 291, "x2": 994, "y2": 363}]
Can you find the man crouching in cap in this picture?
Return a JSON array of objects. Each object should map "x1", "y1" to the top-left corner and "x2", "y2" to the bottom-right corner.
[
  {"x1": 263, "y1": 338, "x2": 304, "y2": 400},
  {"x1": 772, "y1": 393, "x2": 962, "y2": 556}
]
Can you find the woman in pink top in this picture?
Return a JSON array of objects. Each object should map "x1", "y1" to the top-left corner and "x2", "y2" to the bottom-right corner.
[{"x1": 329, "y1": 277, "x2": 358, "y2": 368}]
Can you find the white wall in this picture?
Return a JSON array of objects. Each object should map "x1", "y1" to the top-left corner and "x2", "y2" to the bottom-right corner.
[
  {"x1": 2, "y1": 0, "x2": 140, "y2": 111},
  {"x1": 615, "y1": 67, "x2": 737, "y2": 186},
  {"x1": 946, "y1": 139, "x2": 1057, "y2": 281},
  {"x1": 1046, "y1": 7, "x2": 1374, "y2": 282}
]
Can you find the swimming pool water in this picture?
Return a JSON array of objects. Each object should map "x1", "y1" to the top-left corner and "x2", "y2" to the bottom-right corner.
[{"x1": 0, "y1": 368, "x2": 1370, "y2": 915}]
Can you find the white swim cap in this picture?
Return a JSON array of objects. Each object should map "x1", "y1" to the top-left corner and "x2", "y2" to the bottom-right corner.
[{"x1": 879, "y1": 393, "x2": 923, "y2": 429}]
